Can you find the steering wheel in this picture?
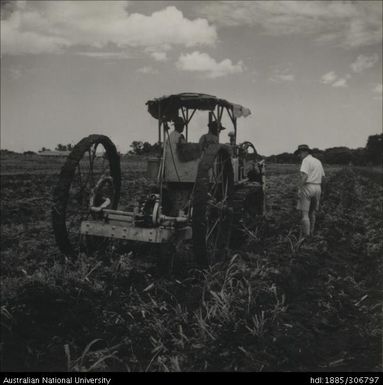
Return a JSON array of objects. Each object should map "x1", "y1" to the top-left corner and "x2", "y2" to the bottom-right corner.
[{"x1": 238, "y1": 141, "x2": 258, "y2": 160}]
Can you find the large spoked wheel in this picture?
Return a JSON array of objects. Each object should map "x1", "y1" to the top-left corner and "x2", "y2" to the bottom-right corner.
[
  {"x1": 52, "y1": 134, "x2": 121, "y2": 258},
  {"x1": 192, "y1": 144, "x2": 234, "y2": 266}
]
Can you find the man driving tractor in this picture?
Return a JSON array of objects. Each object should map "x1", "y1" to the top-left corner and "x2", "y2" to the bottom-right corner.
[{"x1": 199, "y1": 120, "x2": 226, "y2": 151}]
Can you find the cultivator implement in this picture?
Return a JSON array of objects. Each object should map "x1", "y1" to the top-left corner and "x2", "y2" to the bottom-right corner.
[{"x1": 81, "y1": 204, "x2": 192, "y2": 243}]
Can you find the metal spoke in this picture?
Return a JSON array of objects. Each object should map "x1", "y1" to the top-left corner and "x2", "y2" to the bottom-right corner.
[
  {"x1": 210, "y1": 161, "x2": 221, "y2": 198},
  {"x1": 100, "y1": 154, "x2": 108, "y2": 175},
  {"x1": 206, "y1": 217, "x2": 220, "y2": 240},
  {"x1": 88, "y1": 145, "x2": 97, "y2": 186},
  {"x1": 84, "y1": 144, "x2": 97, "y2": 189},
  {"x1": 205, "y1": 153, "x2": 231, "y2": 258},
  {"x1": 211, "y1": 157, "x2": 226, "y2": 199},
  {"x1": 73, "y1": 144, "x2": 98, "y2": 210},
  {"x1": 76, "y1": 160, "x2": 92, "y2": 202}
]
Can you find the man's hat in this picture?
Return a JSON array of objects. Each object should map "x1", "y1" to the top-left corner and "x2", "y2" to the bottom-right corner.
[
  {"x1": 208, "y1": 121, "x2": 226, "y2": 131},
  {"x1": 173, "y1": 116, "x2": 185, "y2": 127},
  {"x1": 294, "y1": 144, "x2": 312, "y2": 155}
]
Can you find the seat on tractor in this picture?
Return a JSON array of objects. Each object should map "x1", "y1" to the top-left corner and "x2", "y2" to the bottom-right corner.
[{"x1": 164, "y1": 142, "x2": 201, "y2": 183}]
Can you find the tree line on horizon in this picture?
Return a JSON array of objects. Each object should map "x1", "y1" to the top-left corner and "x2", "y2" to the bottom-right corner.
[
  {"x1": 267, "y1": 134, "x2": 382, "y2": 166},
  {"x1": 127, "y1": 134, "x2": 382, "y2": 166}
]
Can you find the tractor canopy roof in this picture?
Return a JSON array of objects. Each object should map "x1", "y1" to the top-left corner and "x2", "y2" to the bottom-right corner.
[{"x1": 146, "y1": 92, "x2": 251, "y2": 121}]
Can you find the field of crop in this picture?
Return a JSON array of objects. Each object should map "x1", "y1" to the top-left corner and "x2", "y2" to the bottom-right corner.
[{"x1": 1, "y1": 153, "x2": 382, "y2": 372}]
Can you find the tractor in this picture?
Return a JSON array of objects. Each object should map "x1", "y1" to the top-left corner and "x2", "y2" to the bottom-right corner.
[{"x1": 52, "y1": 93, "x2": 265, "y2": 266}]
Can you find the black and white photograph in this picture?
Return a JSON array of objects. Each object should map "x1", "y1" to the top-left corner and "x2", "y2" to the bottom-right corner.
[{"x1": 1, "y1": 0, "x2": 382, "y2": 376}]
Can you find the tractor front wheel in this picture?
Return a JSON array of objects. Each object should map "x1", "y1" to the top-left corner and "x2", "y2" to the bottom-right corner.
[{"x1": 52, "y1": 134, "x2": 121, "y2": 258}]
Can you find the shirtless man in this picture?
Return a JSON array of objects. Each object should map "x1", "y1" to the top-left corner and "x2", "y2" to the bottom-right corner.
[{"x1": 199, "y1": 121, "x2": 225, "y2": 151}]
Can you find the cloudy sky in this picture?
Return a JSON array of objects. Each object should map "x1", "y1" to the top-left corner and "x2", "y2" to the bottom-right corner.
[{"x1": 1, "y1": 0, "x2": 382, "y2": 155}]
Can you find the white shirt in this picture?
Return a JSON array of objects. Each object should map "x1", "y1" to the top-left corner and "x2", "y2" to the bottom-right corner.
[
  {"x1": 300, "y1": 154, "x2": 325, "y2": 184},
  {"x1": 164, "y1": 130, "x2": 182, "y2": 178},
  {"x1": 166, "y1": 130, "x2": 182, "y2": 151}
]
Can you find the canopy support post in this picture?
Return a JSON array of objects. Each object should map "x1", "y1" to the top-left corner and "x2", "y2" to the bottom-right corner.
[
  {"x1": 233, "y1": 117, "x2": 237, "y2": 145},
  {"x1": 188, "y1": 108, "x2": 196, "y2": 123},
  {"x1": 158, "y1": 104, "x2": 162, "y2": 143},
  {"x1": 218, "y1": 105, "x2": 224, "y2": 122},
  {"x1": 209, "y1": 111, "x2": 218, "y2": 122},
  {"x1": 180, "y1": 107, "x2": 188, "y2": 141},
  {"x1": 226, "y1": 107, "x2": 237, "y2": 145},
  {"x1": 185, "y1": 108, "x2": 189, "y2": 141}
]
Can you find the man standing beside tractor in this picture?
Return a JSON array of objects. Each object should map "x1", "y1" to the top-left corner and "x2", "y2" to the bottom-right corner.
[{"x1": 295, "y1": 144, "x2": 325, "y2": 239}]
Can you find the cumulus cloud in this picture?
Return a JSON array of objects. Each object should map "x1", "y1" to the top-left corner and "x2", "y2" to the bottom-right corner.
[
  {"x1": 76, "y1": 51, "x2": 136, "y2": 60},
  {"x1": 321, "y1": 71, "x2": 349, "y2": 87},
  {"x1": 269, "y1": 67, "x2": 295, "y2": 83},
  {"x1": 321, "y1": 71, "x2": 338, "y2": 85},
  {"x1": 176, "y1": 51, "x2": 244, "y2": 78},
  {"x1": 137, "y1": 66, "x2": 158, "y2": 74},
  {"x1": 350, "y1": 54, "x2": 379, "y2": 73},
  {"x1": 150, "y1": 51, "x2": 168, "y2": 62},
  {"x1": 198, "y1": 1, "x2": 382, "y2": 49},
  {"x1": 144, "y1": 45, "x2": 171, "y2": 62},
  {"x1": 332, "y1": 78, "x2": 348, "y2": 88},
  {"x1": 1, "y1": 1, "x2": 217, "y2": 55}
]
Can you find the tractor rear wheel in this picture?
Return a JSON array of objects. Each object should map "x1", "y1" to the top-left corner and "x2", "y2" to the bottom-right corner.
[
  {"x1": 52, "y1": 135, "x2": 121, "y2": 258},
  {"x1": 192, "y1": 144, "x2": 234, "y2": 266}
]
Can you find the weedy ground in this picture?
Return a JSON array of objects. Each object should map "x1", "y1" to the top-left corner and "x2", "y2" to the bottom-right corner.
[{"x1": 1, "y1": 154, "x2": 382, "y2": 371}]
